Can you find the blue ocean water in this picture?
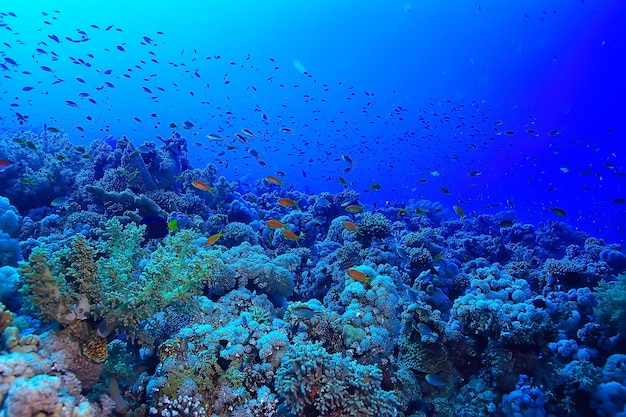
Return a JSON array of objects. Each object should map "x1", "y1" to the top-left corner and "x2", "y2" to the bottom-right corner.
[
  {"x1": 2, "y1": 1, "x2": 624, "y2": 243},
  {"x1": 1, "y1": 1, "x2": 626, "y2": 416}
]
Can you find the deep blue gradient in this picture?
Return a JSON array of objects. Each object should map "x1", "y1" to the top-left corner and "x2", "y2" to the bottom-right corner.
[{"x1": 1, "y1": 0, "x2": 624, "y2": 243}]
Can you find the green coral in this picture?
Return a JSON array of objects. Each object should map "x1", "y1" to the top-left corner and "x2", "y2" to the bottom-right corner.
[
  {"x1": 595, "y1": 273, "x2": 626, "y2": 336},
  {"x1": 18, "y1": 217, "x2": 219, "y2": 342},
  {"x1": 18, "y1": 246, "x2": 81, "y2": 324},
  {"x1": 94, "y1": 219, "x2": 219, "y2": 338}
]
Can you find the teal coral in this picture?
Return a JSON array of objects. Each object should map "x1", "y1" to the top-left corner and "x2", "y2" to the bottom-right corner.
[
  {"x1": 595, "y1": 273, "x2": 626, "y2": 336},
  {"x1": 218, "y1": 242, "x2": 295, "y2": 297},
  {"x1": 275, "y1": 341, "x2": 398, "y2": 416},
  {"x1": 337, "y1": 271, "x2": 401, "y2": 362},
  {"x1": 94, "y1": 219, "x2": 219, "y2": 339},
  {"x1": 18, "y1": 218, "x2": 220, "y2": 342}
]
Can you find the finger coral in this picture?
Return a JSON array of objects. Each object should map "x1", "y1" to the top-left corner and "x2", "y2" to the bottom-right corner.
[{"x1": 275, "y1": 341, "x2": 399, "y2": 416}]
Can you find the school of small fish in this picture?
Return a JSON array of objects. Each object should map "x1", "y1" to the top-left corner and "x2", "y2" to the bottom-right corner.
[{"x1": 0, "y1": 7, "x2": 622, "y2": 239}]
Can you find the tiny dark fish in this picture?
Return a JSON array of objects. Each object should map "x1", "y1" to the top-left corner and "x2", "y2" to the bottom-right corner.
[
  {"x1": 116, "y1": 45, "x2": 125, "y2": 52},
  {"x1": 51, "y1": 196, "x2": 70, "y2": 207},
  {"x1": 48, "y1": 34, "x2": 60, "y2": 43},
  {"x1": 290, "y1": 305, "x2": 321, "y2": 319},
  {"x1": 532, "y1": 298, "x2": 547, "y2": 309},
  {"x1": 498, "y1": 220, "x2": 514, "y2": 228},
  {"x1": 139, "y1": 216, "x2": 169, "y2": 239},
  {"x1": 550, "y1": 207, "x2": 566, "y2": 217},
  {"x1": 65, "y1": 100, "x2": 79, "y2": 107}
]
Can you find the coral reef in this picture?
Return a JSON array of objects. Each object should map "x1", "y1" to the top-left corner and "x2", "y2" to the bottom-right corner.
[
  {"x1": 275, "y1": 341, "x2": 399, "y2": 416},
  {"x1": 1, "y1": 129, "x2": 624, "y2": 417}
]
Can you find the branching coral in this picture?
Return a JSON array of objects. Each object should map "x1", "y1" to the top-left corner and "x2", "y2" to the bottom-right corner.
[
  {"x1": 358, "y1": 212, "x2": 392, "y2": 242},
  {"x1": 18, "y1": 246, "x2": 81, "y2": 325},
  {"x1": 94, "y1": 219, "x2": 219, "y2": 339},
  {"x1": 275, "y1": 341, "x2": 399, "y2": 416},
  {"x1": 595, "y1": 273, "x2": 626, "y2": 336},
  {"x1": 18, "y1": 218, "x2": 220, "y2": 343}
]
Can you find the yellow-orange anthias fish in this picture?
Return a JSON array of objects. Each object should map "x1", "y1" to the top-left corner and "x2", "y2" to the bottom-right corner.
[
  {"x1": 206, "y1": 231, "x2": 223, "y2": 246},
  {"x1": 281, "y1": 228, "x2": 303, "y2": 245},
  {"x1": 266, "y1": 219, "x2": 286, "y2": 229},
  {"x1": 191, "y1": 180, "x2": 215, "y2": 194},
  {"x1": 346, "y1": 268, "x2": 371, "y2": 284},
  {"x1": 264, "y1": 175, "x2": 283, "y2": 186},
  {"x1": 277, "y1": 197, "x2": 299, "y2": 210}
]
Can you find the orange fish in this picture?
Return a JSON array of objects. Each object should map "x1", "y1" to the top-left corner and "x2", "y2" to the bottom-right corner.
[
  {"x1": 264, "y1": 175, "x2": 283, "y2": 186},
  {"x1": 281, "y1": 228, "x2": 303, "y2": 245},
  {"x1": 346, "y1": 268, "x2": 371, "y2": 284},
  {"x1": 206, "y1": 231, "x2": 223, "y2": 246},
  {"x1": 344, "y1": 204, "x2": 364, "y2": 213},
  {"x1": 191, "y1": 180, "x2": 215, "y2": 195},
  {"x1": 277, "y1": 197, "x2": 299, "y2": 210},
  {"x1": 342, "y1": 220, "x2": 362, "y2": 234},
  {"x1": 266, "y1": 219, "x2": 286, "y2": 229}
]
